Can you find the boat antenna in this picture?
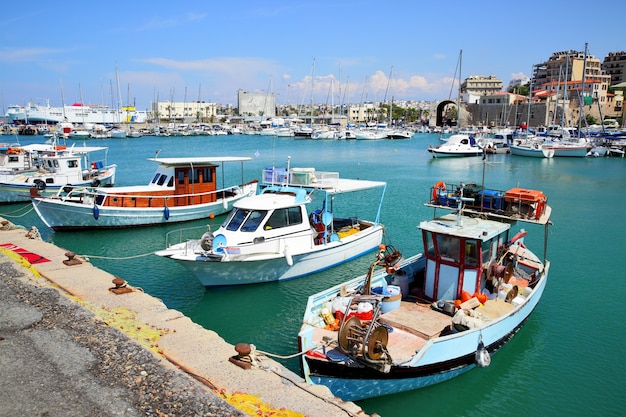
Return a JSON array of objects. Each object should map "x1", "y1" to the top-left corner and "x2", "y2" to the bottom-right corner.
[{"x1": 155, "y1": 149, "x2": 161, "y2": 158}]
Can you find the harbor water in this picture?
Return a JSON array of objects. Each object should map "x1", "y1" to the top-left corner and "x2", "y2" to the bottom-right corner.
[{"x1": 2, "y1": 133, "x2": 625, "y2": 417}]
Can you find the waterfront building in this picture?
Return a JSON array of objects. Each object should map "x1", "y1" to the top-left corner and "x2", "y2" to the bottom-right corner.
[
  {"x1": 348, "y1": 102, "x2": 379, "y2": 124},
  {"x1": 237, "y1": 90, "x2": 276, "y2": 118},
  {"x1": 150, "y1": 101, "x2": 218, "y2": 124},
  {"x1": 602, "y1": 51, "x2": 626, "y2": 86},
  {"x1": 532, "y1": 50, "x2": 612, "y2": 123},
  {"x1": 461, "y1": 75, "x2": 503, "y2": 104}
]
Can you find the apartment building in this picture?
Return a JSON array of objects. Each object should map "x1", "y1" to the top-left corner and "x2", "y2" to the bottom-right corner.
[{"x1": 602, "y1": 51, "x2": 626, "y2": 85}]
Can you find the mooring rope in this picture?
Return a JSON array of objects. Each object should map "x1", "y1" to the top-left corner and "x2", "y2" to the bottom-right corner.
[
  {"x1": 0, "y1": 205, "x2": 34, "y2": 218},
  {"x1": 78, "y1": 252, "x2": 155, "y2": 261}
]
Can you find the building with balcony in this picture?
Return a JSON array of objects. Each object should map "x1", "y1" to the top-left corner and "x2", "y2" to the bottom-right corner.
[
  {"x1": 461, "y1": 75, "x2": 503, "y2": 103},
  {"x1": 532, "y1": 50, "x2": 612, "y2": 123},
  {"x1": 602, "y1": 51, "x2": 626, "y2": 86}
]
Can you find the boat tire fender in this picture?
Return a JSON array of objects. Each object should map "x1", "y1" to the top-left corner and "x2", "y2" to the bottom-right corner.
[
  {"x1": 34, "y1": 180, "x2": 46, "y2": 191},
  {"x1": 91, "y1": 179, "x2": 101, "y2": 187}
]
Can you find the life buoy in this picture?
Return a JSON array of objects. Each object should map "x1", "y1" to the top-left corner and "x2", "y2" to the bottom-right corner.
[{"x1": 433, "y1": 181, "x2": 446, "y2": 202}]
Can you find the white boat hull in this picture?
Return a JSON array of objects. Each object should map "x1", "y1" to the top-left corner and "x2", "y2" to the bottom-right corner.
[
  {"x1": 0, "y1": 168, "x2": 116, "y2": 203},
  {"x1": 31, "y1": 183, "x2": 255, "y2": 230},
  {"x1": 510, "y1": 145, "x2": 554, "y2": 158},
  {"x1": 158, "y1": 225, "x2": 384, "y2": 286},
  {"x1": 550, "y1": 145, "x2": 592, "y2": 157},
  {"x1": 429, "y1": 149, "x2": 483, "y2": 158}
]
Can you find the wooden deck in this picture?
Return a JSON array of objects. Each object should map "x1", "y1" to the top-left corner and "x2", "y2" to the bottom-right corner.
[{"x1": 380, "y1": 301, "x2": 452, "y2": 339}]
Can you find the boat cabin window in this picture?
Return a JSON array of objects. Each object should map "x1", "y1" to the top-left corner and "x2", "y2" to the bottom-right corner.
[
  {"x1": 8, "y1": 156, "x2": 18, "y2": 163},
  {"x1": 424, "y1": 231, "x2": 481, "y2": 266},
  {"x1": 67, "y1": 160, "x2": 78, "y2": 168},
  {"x1": 201, "y1": 168, "x2": 213, "y2": 183},
  {"x1": 437, "y1": 235, "x2": 461, "y2": 263},
  {"x1": 224, "y1": 208, "x2": 268, "y2": 232},
  {"x1": 156, "y1": 174, "x2": 168, "y2": 186},
  {"x1": 464, "y1": 240, "x2": 479, "y2": 266},
  {"x1": 177, "y1": 171, "x2": 185, "y2": 185},
  {"x1": 167, "y1": 176, "x2": 174, "y2": 187},
  {"x1": 482, "y1": 240, "x2": 491, "y2": 263},
  {"x1": 241, "y1": 210, "x2": 268, "y2": 232},
  {"x1": 225, "y1": 209, "x2": 248, "y2": 231},
  {"x1": 46, "y1": 160, "x2": 60, "y2": 169},
  {"x1": 265, "y1": 207, "x2": 303, "y2": 230},
  {"x1": 190, "y1": 168, "x2": 200, "y2": 184}
]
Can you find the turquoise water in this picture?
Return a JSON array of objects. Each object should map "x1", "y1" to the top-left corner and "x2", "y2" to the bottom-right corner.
[{"x1": 3, "y1": 134, "x2": 626, "y2": 416}]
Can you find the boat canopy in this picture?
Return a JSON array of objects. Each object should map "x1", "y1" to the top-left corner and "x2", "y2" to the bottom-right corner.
[{"x1": 147, "y1": 156, "x2": 252, "y2": 166}]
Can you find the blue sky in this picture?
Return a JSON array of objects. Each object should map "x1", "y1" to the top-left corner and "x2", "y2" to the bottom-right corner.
[{"x1": 1, "y1": 0, "x2": 623, "y2": 112}]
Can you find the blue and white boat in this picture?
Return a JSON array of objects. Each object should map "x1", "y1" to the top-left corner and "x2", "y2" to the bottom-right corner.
[
  {"x1": 156, "y1": 161, "x2": 387, "y2": 287},
  {"x1": 297, "y1": 181, "x2": 552, "y2": 401}
]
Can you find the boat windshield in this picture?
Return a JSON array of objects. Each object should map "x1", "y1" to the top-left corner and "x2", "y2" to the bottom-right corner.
[{"x1": 224, "y1": 208, "x2": 268, "y2": 232}]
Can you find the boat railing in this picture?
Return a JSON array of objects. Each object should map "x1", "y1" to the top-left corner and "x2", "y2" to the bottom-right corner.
[
  {"x1": 262, "y1": 167, "x2": 339, "y2": 188},
  {"x1": 83, "y1": 184, "x2": 244, "y2": 207},
  {"x1": 164, "y1": 224, "x2": 210, "y2": 249},
  {"x1": 428, "y1": 182, "x2": 550, "y2": 224}
]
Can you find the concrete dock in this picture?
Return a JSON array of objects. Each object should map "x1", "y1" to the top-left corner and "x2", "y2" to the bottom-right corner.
[{"x1": 0, "y1": 220, "x2": 368, "y2": 417}]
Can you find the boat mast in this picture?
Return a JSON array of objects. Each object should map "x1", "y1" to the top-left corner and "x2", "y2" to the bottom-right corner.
[
  {"x1": 562, "y1": 53, "x2": 569, "y2": 129},
  {"x1": 457, "y1": 50, "x2": 462, "y2": 129},
  {"x1": 526, "y1": 67, "x2": 534, "y2": 136},
  {"x1": 577, "y1": 43, "x2": 588, "y2": 139},
  {"x1": 115, "y1": 64, "x2": 122, "y2": 125}
]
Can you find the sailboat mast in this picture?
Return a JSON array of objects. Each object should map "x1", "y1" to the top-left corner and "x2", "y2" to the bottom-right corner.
[
  {"x1": 577, "y1": 43, "x2": 588, "y2": 138},
  {"x1": 457, "y1": 50, "x2": 462, "y2": 128}
]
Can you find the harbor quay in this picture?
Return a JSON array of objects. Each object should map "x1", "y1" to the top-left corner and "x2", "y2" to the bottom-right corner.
[{"x1": 0, "y1": 219, "x2": 368, "y2": 417}]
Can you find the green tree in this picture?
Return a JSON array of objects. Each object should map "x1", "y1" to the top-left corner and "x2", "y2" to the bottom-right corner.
[{"x1": 508, "y1": 85, "x2": 529, "y2": 96}]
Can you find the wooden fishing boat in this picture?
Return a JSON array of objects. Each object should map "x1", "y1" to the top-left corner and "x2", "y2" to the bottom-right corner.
[
  {"x1": 297, "y1": 181, "x2": 552, "y2": 401},
  {"x1": 31, "y1": 156, "x2": 256, "y2": 230}
]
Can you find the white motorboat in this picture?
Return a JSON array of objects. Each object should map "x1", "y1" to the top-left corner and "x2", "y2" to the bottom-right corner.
[
  {"x1": 354, "y1": 129, "x2": 387, "y2": 140},
  {"x1": 155, "y1": 162, "x2": 387, "y2": 287},
  {"x1": 0, "y1": 142, "x2": 116, "y2": 203},
  {"x1": 31, "y1": 156, "x2": 257, "y2": 230},
  {"x1": 427, "y1": 134, "x2": 483, "y2": 158},
  {"x1": 297, "y1": 182, "x2": 551, "y2": 401}
]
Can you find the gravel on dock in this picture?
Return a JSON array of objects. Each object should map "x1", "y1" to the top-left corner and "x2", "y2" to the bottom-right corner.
[{"x1": 0, "y1": 258, "x2": 244, "y2": 417}]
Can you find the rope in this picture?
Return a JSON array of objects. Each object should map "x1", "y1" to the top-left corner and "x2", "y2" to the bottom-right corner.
[
  {"x1": 253, "y1": 337, "x2": 335, "y2": 360},
  {"x1": 0, "y1": 205, "x2": 34, "y2": 218},
  {"x1": 254, "y1": 348, "x2": 310, "y2": 360},
  {"x1": 78, "y1": 252, "x2": 155, "y2": 261},
  {"x1": 248, "y1": 342, "x2": 364, "y2": 417}
]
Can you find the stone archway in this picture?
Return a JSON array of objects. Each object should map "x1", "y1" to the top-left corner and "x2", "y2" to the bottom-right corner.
[{"x1": 436, "y1": 100, "x2": 456, "y2": 127}]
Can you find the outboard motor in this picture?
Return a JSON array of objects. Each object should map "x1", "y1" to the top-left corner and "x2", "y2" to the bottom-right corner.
[{"x1": 200, "y1": 232, "x2": 214, "y2": 251}]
